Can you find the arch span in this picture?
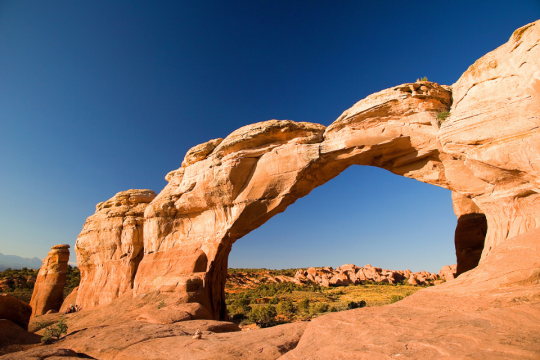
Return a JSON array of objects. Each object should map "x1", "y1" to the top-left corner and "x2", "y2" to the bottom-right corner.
[{"x1": 135, "y1": 82, "x2": 457, "y2": 319}]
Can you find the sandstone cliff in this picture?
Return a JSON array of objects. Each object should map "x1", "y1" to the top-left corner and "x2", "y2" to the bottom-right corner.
[{"x1": 75, "y1": 189, "x2": 156, "y2": 309}]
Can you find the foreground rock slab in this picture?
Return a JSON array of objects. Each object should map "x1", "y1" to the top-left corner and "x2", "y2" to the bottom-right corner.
[{"x1": 280, "y1": 228, "x2": 540, "y2": 359}]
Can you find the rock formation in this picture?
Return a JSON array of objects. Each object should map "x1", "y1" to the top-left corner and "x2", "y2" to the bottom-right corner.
[
  {"x1": 0, "y1": 294, "x2": 32, "y2": 330},
  {"x1": 29, "y1": 244, "x2": 69, "y2": 318},
  {"x1": 72, "y1": 20, "x2": 540, "y2": 320},
  {"x1": 6, "y1": 19, "x2": 540, "y2": 360},
  {"x1": 226, "y1": 264, "x2": 442, "y2": 289},
  {"x1": 75, "y1": 189, "x2": 156, "y2": 309}
]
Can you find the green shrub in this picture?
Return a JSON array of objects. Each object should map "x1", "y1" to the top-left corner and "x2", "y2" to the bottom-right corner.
[
  {"x1": 157, "y1": 300, "x2": 165, "y2": 309},
  {"x1": 248, "y1": 305, "x2": 277, "y2": 328},
  {"x1": 276, "y1": 300, "x2": 296, "y2": 316},
  {"x1": 390, "y1": 295, "x2": 404, "y2": 303},
  {"x1": 437, "y1": 111, "x2": 450, "y2": 122},
  {"x1": 330, "y1": 306, "x2": 337, "y2": 312},
  {"x1": 347, "y1": 300, "x2": 366, "y2": 309},
  {"x1": 310, "y1": 302, "x2": 329, "y2": 314},
  {"x1": 33, "y1": 319, "x2": 55, "y2": 332},
  {"x1": 269, "y1": 297, "x2": 279, "y2": 305},
  {"x1": 419, "y1": 76, "x2": 428, "y2": 81},
  {"x1": 298, "y1": 299, "x2": 310, "y2": 313},
  {"x1": 41, "y1": 317, "x2": 68, "y2": 344}
]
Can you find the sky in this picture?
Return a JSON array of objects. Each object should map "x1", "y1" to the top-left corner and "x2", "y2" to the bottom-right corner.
[{"x1": 0, "y1": 1, "x2": 538, "y2": 272}]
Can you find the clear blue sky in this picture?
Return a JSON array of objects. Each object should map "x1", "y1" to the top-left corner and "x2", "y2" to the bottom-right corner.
[{"x1": 0, "y1": 1, "x2": 538, "y2": 272}]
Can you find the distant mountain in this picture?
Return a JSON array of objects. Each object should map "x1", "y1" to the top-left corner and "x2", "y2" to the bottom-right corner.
[{"x1": 0, "y1": 253, "x2": 42, "y2": 271}]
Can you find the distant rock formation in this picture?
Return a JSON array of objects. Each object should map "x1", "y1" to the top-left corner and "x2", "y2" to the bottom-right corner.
[
  {"x1": 227, "y1": 264, "x2": 445, "y2": 289},
  {"x1": 438, "y1": 264, "x2": 457, "y2": 281},
  {"x1": 295, "y1": 264, "x2": 441, "y2": 287},
  {"x1": 29, "y1": 244, "x2": 69, "y2": 317}
]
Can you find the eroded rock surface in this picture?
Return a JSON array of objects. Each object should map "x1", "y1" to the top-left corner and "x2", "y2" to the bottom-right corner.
[
  {"x1": 32, "y1": 19, "x2": 539, "y2": 360},
  {"x1": 75, "y1": 189, "x2": 156, "y2": 309},
  {"x1": 29, "y1": 245, "x2": 70, "y2": 318}
]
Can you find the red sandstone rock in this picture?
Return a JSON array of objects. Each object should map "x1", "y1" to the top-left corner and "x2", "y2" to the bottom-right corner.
[
  {"x1": 52, "y1": 20, "x2": 540, "y2": 358},
  {"x1": 29, "y1": 244, "x2": 69, "y2": 318},
  {"x1": 0, "y1": 294, "x2": 32, "y2": 330},
  {"x1": 0, "y1": 319, "x2": 40, "y2": 351},
  {"x1": 439, "y1": 264, "x2": 457, "y2": 281},
  {"x1": 280, "y1": 227, "x2": 540, "y2": 359},
  {"x1": 75, "y1": 189, "x2": 156, "y2": 309}
]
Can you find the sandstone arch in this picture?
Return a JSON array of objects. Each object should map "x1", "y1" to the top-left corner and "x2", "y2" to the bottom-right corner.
[{"x1": 74, "y1": 20, "x2": 540, "y2": 324}]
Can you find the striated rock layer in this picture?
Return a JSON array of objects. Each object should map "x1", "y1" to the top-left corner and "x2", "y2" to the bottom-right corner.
[
  {"x1": 29, "y1": 244, "x2": 69, "y2": 317},
  {"x1": 75, "y1": 189, "x2": 156, "y2": 309},
  {"x1": 71, "y1": 21, "x2": 540, "y2": 327}
]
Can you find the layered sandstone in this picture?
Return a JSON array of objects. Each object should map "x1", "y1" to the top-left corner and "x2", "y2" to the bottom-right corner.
[
  {"x1": 29, "y1": 244, "x2": 69, "y2": 317},
  {"x1": 73, "y1": 16, "x2": 538, "y2": 328},
  {"x1": 6, "y1": 19, "x2": 540, "y2": 360},
  {"x1": 75, "y1": 189, "x2": 156, "y2": 309}
]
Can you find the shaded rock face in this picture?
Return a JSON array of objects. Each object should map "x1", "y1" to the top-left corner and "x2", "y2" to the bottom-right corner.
[
  {"x1": 0, "y1": 294, "x2": 32, "y2": 330},
  {"x1": 75, "y1": 189, "x2": 156, "y2": 309},
  {"x1": 29, "y1": 244, "x2": 69, "y2": 318},
  {"x1": 455, "y1": 213, "x2": 487, "y2": 275},
  {"x1": 73, "y1": 21, "x2": 540, "y2": 323}
]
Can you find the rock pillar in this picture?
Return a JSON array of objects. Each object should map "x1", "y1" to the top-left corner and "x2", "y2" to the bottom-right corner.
[{"x1": 29, "y1": 244, "x2": 70, "y2": 317}]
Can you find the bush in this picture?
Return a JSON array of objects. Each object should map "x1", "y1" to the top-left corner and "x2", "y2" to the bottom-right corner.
[
  {"x1": 437, "y1": 111, "x2": 450, "y2": 122},
  {"x1": 269, "y1": 297, "x2": 279, "y2": 305},
  {"x1": 298, "y1": 299, "x2": 310, "y2": 313},
  {"x1": 41, "y1": 317, "x2": 68, "y2": 344},
  {"x1": 248, "y1": 305, "x2": 277, "y2": 328},
  {"x1": 157, "y1": 300, "x2": 165, "y2": 309},
  {"x1": 390, "y1": 295, "x2": 404, "y2": 303},
  {"x1": 347, "y1": 300, "x2": 366, "y2": 309},
  {"x1": 419, "y1": 76, "x2": 428, "y2": 81},
  {"x1": 310, "y1": 302, "x2": 329, "y2": 314},
  {"x1": 33, "y1": 319, "x2": 55, "y2": 332},
  {"x1": 330, "y1": 306, "x2": 337, "y2": 312},
  {"x1": 276, "y1": 300, "x2": 296, "y2": 316}
]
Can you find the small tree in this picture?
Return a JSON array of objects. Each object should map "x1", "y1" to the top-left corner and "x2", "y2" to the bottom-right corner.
[{"x1": 41, "y1": 317, "x2": 68, "y2": 344}]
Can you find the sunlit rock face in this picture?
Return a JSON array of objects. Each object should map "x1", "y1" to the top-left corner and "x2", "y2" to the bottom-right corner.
[
  {"x1": 72, "y1": 21, "x2": 540, "y2": 323},
  {"x1": 134, "y1": 83, "x2": 453, "y2": 319},
  {"x1": 439, "y1": 21, "x2": 540, "y2": 260},
  {"x1": 29, "y1": 244, "x2": 70, "y2": 317},
  {"x1": 75, "y1": 189, "x2": 156, "y2": 309}
]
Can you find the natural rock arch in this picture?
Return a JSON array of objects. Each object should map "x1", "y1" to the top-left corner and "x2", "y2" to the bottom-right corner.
[{"x1": 74, "y1": 21, "x2": 540, "y2": 322}]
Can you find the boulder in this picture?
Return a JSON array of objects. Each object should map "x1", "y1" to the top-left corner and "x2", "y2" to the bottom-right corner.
[
  {"x1": 439, "y1": 264, "x2": 457, "y2": 281},
  {"x1": 29, "y1": 244, "x2": 69, "y2": 318},
  {"x1": 0, "y1": 294, "x2": 32, "y2": 330}
]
